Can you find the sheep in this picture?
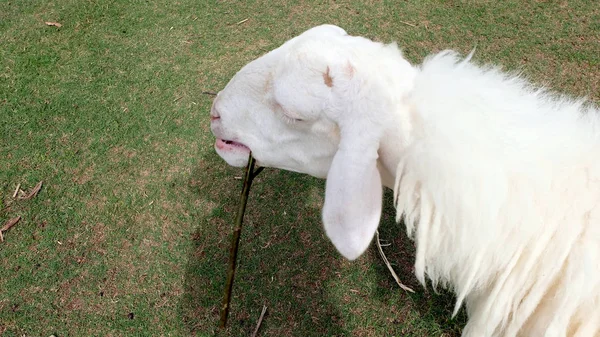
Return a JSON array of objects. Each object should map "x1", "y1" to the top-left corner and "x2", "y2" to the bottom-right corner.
[{"x1": 209, "y1": 24, "x2": 600, "y2": 337}]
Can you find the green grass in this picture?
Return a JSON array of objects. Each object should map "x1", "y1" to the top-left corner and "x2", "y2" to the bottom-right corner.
[{"x1": 1, "y1": 1, "x2": 598, "y2": 336}]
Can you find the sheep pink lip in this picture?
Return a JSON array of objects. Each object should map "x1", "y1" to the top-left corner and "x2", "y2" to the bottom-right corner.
[{"x1": 215, "y1": 138, "x2": 251, "y2": 152}]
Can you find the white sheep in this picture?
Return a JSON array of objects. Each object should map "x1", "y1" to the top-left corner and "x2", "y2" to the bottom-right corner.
[{"x1": 210, "y1": 24, "x2": 600, "y2": 337}]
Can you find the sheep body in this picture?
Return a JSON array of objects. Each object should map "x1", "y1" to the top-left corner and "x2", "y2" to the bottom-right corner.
[
  {"x1": 211, "y1": 25, "x2": 600, "y2": 337},
  {"x1": 396, "y1": 51, "x2": 600, "y2": 336}
]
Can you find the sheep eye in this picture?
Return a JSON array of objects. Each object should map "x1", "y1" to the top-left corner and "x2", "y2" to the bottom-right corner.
[
  {"x1": 281, "y1": 113, "x2": 303, "y2": 124},
  {"x1": 271, "y1": 99, "x2": 304, "y2": 123}
]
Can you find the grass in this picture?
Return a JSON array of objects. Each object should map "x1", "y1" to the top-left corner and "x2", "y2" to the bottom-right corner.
[{"x1": 0, "y1": 0, "x2": 598, "y2": 336}]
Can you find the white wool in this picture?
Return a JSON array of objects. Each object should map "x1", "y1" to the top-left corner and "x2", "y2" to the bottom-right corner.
[
  {"x1": 211, "y1": 25, "x2": 600, "y2": 337},
  {"x1": 394, "y1": 51, "x2": 600, "y2": 336}
]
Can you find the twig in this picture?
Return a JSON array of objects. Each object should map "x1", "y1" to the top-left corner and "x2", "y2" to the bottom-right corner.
[
  {"x1": 202, "y1": 91, "x2": 217, "y2": 96},
  {"x1": 173, "y1": 96, "x2": 183, "y2": 102},
  {"x1": 236, "y1": 18, "x2": 249, "y2": 25},
  {"x1": 45, "y1": 21, "x2": 62, "y2": 28},
  {"x1": 253, "y1": 167, "x2": 264, "y2": 176},
  {"x1": 375, "y1": 230, "x2": 415, "y2": 293},
  {"x1": 22, "y1": 181, "x2": 43, "y2": 200},
  {"x1": 251, "y1": 305, "x2": 268, "y2": 337},
  {"x1": 219, "y1": 153, "x2": 265, "y2": 329},
  {"x1": 12, "y1": 183, "x2": 21, "y2": 198},
  {"x1": 399, "y1": 20, "x2": 417, "y2": 27}
]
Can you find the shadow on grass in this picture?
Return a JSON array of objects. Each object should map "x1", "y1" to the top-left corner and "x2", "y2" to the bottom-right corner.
[
  {"x1": 179, "y1": 152, "x2": 465, "y2": 336},
  {"x1": 179, "y1": 152, "x2": 346, "y2": 336}
]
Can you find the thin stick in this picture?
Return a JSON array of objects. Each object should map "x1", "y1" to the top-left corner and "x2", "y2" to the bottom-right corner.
[
  {"x1": 45, "y1": 22, "x2": 63, "y2": 28},
  {"x1": 253, "y1": 166, "x2": 264, "y2": 176},
  {"x1": 219, "y1": 153, "x2": 264, "y2": 329},
  {"x1": 12, "y1": 183, "x2": 21, "y2": 198},
  {"x1": 202, "y1": 91, "x2": 217, "y2": 96},
  {"x1": 236, "y1": 18, "x2": 249, "y2": 25},
  {"x1": 375, "y1": 230, "x2": 415, "y2": 293},
  {"x1": 251, "y1": 305, "x2": 268, "y2": 337},
  {"x1": 23, "y1": 181, "x2": 43, "y2": 200},
  {"x1": 399, "y1": 20, "x2": 417, "y2": 27}
]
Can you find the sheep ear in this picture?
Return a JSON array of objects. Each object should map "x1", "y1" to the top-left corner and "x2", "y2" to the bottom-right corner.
[
  {"x1": 271, "y1": 42, "x2": 383, "y2": 260},
  {"x1": 322, "y1": 131, "x2": 382, "y2": 260}
]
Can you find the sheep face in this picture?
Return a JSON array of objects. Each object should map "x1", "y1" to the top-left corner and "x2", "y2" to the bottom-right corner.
[
  {"x1": 211, "y1": 24, "x2": 416, "y2": 260},
  {"x1": 210, "y1": 24, "x2": 350, "y2": 178}
]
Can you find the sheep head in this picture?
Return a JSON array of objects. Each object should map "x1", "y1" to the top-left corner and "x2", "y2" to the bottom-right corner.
[{"x1": 210, "y1": 24, "x2": 416, "y2": 260}]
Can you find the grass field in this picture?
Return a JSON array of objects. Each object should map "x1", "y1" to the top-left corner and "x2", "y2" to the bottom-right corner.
[{"x1": 1, "y1": 1, "x2": 598, "y2": 336}]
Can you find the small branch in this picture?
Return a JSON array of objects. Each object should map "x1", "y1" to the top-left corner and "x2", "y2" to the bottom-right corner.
[
  {"x1": 375, "y1": 230, "x2": 414, "y2": 293},
  {"x1": 219, "y1": 153, "x2": 263, "y2": 329},
  {"x1": 202, "y1": 91, "x2": 217, "y2": 96},
  {"x1": 22, "y1": 181, "x2": 43, "y2": 200},
  {"x1": 252, "y1": 166, "x2": 264, "y2": 178},
  {"x1": 12, "y1": 183, "x2": 21, "y2": 198},
  {"x1": 45, "y1": 21, "x2": 62, "y2": 28},
  {"x1": 251, "y1": 305, "x2": 268, "y2": 337},
  {"x1": 399, "y1": 20, "x2": 416, "y2": 27},
  {"x1": 236, "y1": 18, "x2": 249, "y2": 25}
]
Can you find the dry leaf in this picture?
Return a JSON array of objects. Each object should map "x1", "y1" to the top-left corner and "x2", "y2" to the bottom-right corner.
[
  {"x1": 1, "y1": 216, "x2": 21, "y2": 232},
  {"x1": 23, "y1": 181, "x2": 43, "y2": 200},
  {"x1": 45, "y1": 22, "x2": 63, "y2": 28}
]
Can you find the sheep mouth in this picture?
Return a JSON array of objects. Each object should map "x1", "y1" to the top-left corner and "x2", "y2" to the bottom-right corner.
[{"x1": 215, "y1": 138, "x2": 250, "y2": 152}]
